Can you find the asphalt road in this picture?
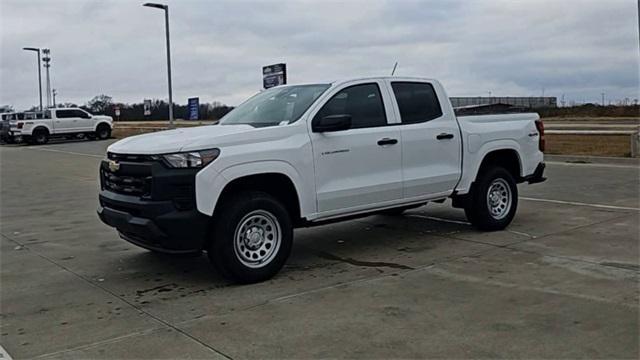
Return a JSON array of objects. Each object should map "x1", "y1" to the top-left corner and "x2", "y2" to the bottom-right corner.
[{"x1": 1, "y1": 139, "x2": 638, "y2": 359}]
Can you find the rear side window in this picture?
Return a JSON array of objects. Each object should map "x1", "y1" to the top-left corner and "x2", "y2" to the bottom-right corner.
[
  {"x1": 315, "y1": 83, "x2": 387, "y2": 129},
  {"x1": 391, "y1": 82, "x2": 442, "y2": 124}
]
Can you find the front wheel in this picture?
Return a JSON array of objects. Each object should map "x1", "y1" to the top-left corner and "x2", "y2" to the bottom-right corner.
[
  {"x1": 208, "y1": 191, "x2": 293, "y2": 284},
  {"x1": 96, "y1": 125, "x2": 111, "y2": 140},
  {"x1": 464, "y1": 166, "x2": 518, "y2": 231}
]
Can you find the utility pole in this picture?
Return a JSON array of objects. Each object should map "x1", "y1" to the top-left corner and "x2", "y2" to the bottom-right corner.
[
  {"x1": 143, "y1": 3, "x2": 174, "y2": 129},
  {"x1": 601, "y1": 92, "x2": 605, "y2": 107},
  {"x1": 42, "y1": 49, "x2": 52, "y2": 108},
  {"x1": 23, "y1": 47, "x2": 43, "y2": 111},
  {"x1": 52, "y1": 89, "x2": 57, "y2": 108}
]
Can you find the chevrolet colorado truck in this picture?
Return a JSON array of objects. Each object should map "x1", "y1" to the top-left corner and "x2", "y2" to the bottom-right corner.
[
  {"x1": 12, "y1": 108, "x2": 112, "y2": 145},
  {"x1": 98, "y1": 77, "x2": 546, "y2": 283}
]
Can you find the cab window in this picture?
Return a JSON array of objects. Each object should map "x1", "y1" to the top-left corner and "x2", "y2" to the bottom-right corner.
[{"x1": 314, "y1": 83, "x2": 387, "y2": 129}]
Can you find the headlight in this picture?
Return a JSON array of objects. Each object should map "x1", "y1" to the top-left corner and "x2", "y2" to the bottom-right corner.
[{"x1": 161, "y1": 148, "x2": 220, "y2": 168}]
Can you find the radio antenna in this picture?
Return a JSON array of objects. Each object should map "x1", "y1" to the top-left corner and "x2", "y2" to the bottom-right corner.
[{"x1": 391, "y1": 62, "x2": 398, "y2": 76}]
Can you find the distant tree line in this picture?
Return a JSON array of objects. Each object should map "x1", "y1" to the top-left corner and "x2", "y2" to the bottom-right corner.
[{"x1": 17, "y1": 94, "x2": 234, "y2": 121}]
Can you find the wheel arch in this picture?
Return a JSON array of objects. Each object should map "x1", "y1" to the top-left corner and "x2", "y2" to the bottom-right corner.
[
  {"x1": 476, "y1": 148, "x2": 522, "y2": 182},
  {"x1": 213, "y1": 173, "x2": 302, "y2": 225},
  {"x1": 94, "y1": 121, "x2": 112, "y2": 132},
  {"x1": 28, "y1": 124, "x2": 51, "y2": 136},
  {"x1": 196, "y1": 161, "x2": 311, "y2": 224}
]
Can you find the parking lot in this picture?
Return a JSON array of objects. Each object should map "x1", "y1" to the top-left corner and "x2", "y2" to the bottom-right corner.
[{"x1": 1, "y1": 139, "x2": 638, "y2": 359}]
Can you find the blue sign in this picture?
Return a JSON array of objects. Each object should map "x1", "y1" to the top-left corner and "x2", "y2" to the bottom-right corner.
[
  {"x1": 262, "y1": 63, "x2": 287, "y2": 89},
  {"x1": 188, "y1": 97, "x2": 199, "y2": 120}
]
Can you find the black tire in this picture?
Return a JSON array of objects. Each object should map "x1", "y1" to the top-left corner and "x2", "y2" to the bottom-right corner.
[
  {"x1": 464, "y1": 166, "x2": 518, "y2": 231},
  {"x1": 30, "y1": 128, "x2": 49, "y2": 145},
  {"x1": 208, "y1": 191, "x2": 293, "y2": 284},
  {"x1": 96, "y1": 124, "x2": 111, "y2": 140}
]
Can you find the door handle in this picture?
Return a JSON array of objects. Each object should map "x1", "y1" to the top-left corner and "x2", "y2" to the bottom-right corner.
[
  {"x1": 377, "y1": 138, "x2": 398, "y2": 146},
  {"x1": 436, "y1": 133, "x2": 454, "y2": 140}
]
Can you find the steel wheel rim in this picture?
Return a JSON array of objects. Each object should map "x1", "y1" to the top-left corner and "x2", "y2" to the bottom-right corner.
[
  {"x1": 233, "y1": 209, "x2": 281, "y2": 268},
  {"x1": 486, "y1": 178, "x2": 512, "y2": 220}
]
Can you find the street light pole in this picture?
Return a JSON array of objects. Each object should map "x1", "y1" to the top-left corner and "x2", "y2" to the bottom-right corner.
[
  {"x1": 143, "y1": 2, "x2": 174, "y2": 129},
  {"x1": 23, "y1": 47, "x2": 43, "y2": 111}
]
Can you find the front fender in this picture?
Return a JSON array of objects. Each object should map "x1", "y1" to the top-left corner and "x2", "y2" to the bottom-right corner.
[{"x1": 195, "y1": 160, "x2": 313, "y2": 217}]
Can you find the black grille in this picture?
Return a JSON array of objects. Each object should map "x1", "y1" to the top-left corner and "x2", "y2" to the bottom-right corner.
[
  {"x1": 102, "y1": 169, "x2": 151, "y2": 196},
  {"x1": 107, "y1": 152, "x2": 157, "y2": 162}
]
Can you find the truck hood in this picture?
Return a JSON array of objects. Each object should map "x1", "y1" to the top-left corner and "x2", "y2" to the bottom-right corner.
[{"x1": 107, "y1": 124, "x2": 256, "y2": 154}]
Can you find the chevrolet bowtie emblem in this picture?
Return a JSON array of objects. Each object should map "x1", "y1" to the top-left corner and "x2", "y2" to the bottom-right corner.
[{"x1": 108, "y1": 160, "x2": 120, "y2": 172}]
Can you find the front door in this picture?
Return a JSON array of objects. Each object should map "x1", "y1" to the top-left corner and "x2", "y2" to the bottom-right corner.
[{"x1": 309, "y1": 81, "x2": 403, "y2": 215}]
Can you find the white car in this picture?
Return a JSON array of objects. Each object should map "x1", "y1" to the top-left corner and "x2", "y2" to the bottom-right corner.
[
  {"x1": 98, "y1": 76, "x2": 546, "y2": 283},
  {"x1": 14, "y1": 108, "x2": 113, "y2": 145}
]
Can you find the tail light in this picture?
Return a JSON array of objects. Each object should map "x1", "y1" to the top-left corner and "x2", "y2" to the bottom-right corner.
[
  {"x1": 535, "y1": 119, "x2": 545, "y2": 152},
  {"x1": 17, "y1": 122, "x2": 24, "y2": 129}
]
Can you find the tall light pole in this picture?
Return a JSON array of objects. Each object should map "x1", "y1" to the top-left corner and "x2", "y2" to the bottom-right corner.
[
  {"x1": 42, "y1": 49, "x2": 52, "y2": 108},
  {"x1": 23, "y1": 47, "x2": 43, "y2": 111},
  {"x1": 143, "y1": 2, "x2": 174, "y2": 129}
]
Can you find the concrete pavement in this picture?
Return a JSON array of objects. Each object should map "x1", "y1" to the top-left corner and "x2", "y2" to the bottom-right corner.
[{"x1": 1, "y1": 139, "x2": 638, "y2": 359}]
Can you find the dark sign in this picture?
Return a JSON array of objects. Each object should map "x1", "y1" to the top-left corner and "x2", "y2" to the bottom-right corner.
[
  {"x1": 188, "y1": 97, "x2": 199, "y2": 120},
  {"x1": 262, "y1": 63, "x2": 287, "y2": 89},
  {"x1": 143, "y1": 99, "x2": 151, "y2": 116}
]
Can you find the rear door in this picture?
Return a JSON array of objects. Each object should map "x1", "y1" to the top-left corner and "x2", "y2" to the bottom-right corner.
[
  {"x1": 309, "y1": 80, "x2": 403, "y2": 215},
  {"x1": 386, "y1": 80, "x2": 462, "y2": 198}
]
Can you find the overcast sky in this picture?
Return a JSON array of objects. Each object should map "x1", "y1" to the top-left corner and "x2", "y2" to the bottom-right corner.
[{"x1": 1, "y1": 0, "x2": 638, "y2": 110}]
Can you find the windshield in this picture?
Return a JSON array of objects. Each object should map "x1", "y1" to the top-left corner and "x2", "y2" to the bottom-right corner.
[{"x1": 220, "y1": 84, "x2": 330, "y2": 127}]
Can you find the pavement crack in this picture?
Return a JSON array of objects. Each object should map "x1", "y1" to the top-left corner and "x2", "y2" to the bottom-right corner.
[
  {"x1": 0, "y1": 232, "x2": 233, "y2": 360},
  {"x1": 308, "y1": 249, "x2": 414, "y2": 270},
  {"x1": 600, "y1": 262, "x2": 640, "y2": 272},
  {"x1": 135, "y1": 283, "x2": 178, "y2": 296}
]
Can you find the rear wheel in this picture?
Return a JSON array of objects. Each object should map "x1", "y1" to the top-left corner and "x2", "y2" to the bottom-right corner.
[
  {"x1": 464, "y1": 166, "x2": 518, "y2": 231},
  {"x1": 96, "y1": 124, "x2": 111, "y2": 140},
  {"x1": 208, "y1": 191, "x2": 293, "y2": 283},
  {"x1": 30, "y1": 128, "x2": 49, "y2": 145}
]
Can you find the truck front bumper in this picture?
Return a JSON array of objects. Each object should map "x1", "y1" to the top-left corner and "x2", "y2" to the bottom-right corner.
[{"x1": 98, "y1": 191, "x2": 209, "y2": 253}]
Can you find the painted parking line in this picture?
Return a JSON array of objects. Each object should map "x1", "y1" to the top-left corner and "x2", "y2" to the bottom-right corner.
[
  {"x1": 546, "y1": 161, "x2": 640, "y2": 169},
  {"x1": 0, "y1": 345, "x2": 13, "y2": 360},
  {"x1": 520, "y1": 197, "x2": 639, "y2": 211},
  {"x1": 27, "y1": 146, "x2": 104, "y2": 158}
]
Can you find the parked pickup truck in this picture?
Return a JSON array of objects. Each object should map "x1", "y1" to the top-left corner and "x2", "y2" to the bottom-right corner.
[
  {"x1": 98, "y1": 77, "x2": 546, "y2": 283},
  {"x1": 12, "y1": 108, "x2": 113, "y2": 145}
]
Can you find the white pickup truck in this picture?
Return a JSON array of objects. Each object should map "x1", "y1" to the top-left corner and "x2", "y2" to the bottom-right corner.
[
  {"x1": 13, "y1": 108, "x2": 113, "y2": 145},
  {"x1": 98, "y1": 77, "x2": 546, "y2": 283}
]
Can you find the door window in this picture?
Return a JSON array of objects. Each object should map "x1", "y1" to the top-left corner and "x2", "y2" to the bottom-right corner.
[
  {"x1": 315, "y1": 83, "x2": 387, "y2": 129},
  {"x1": 391, "y1": 82, "x2": 442, "y2": 124}
]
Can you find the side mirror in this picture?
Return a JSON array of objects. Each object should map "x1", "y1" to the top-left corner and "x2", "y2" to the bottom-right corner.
[{"x1": 312, "y1": 114, "x2": 352, "y2": 133}]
